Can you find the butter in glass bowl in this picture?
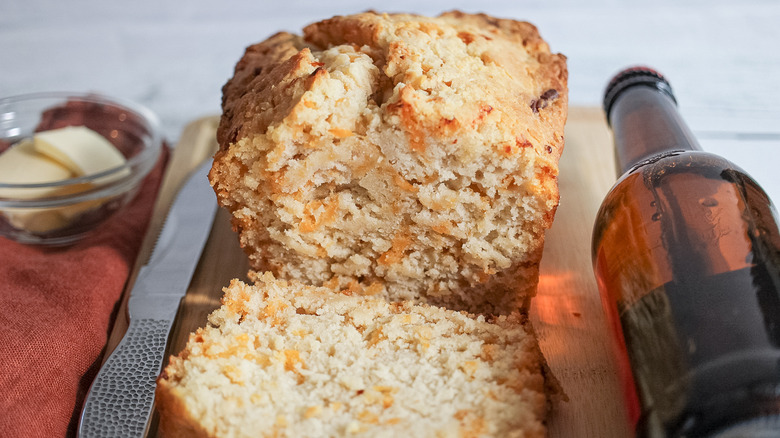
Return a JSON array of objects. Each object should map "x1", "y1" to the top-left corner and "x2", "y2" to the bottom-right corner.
[{"x1": 0, "y1": 92, "x2": 163, "y2": 246}]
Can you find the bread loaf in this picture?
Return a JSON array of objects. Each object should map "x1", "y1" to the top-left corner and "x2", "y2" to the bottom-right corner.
[
  {"x1": 209, "y1": 11, "x2": 568, "y2": 315},
  {"x1": 157, "y1": 11, "x2": 568, "y2": 437},
  {"x1": 156, "y1": 272, "x2": 555, "y2": 438}
]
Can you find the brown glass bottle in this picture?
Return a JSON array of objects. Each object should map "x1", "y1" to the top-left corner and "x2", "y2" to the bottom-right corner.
[{"x1": 592, "y1": 67, "x2": 780, "y2": 437}]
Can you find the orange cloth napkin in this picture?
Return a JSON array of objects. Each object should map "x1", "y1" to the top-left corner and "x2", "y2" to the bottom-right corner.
[{"x1": 0, "y1": 149, "x2": 168, "y2": 437}]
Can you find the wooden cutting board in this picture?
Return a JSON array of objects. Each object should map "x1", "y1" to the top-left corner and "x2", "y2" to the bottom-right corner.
[{"x1": 103, "y1": 107, "x2": 633, "y2": 437}]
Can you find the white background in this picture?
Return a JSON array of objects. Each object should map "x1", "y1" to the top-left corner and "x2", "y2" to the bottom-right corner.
[{"x1": 2, "y1": 0, "x2": 779, "y2": 201}]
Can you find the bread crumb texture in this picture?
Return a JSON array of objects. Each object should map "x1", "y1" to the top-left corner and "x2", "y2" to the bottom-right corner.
[
  {"x1": 156, "y1": 273, "x2": 550, "y2": 438},
  {"x1": 210, "y1": 11, "x2": 568, "y2": 315}
]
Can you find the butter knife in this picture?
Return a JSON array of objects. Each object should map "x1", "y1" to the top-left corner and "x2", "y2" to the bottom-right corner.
[{"x1": 78, "y1": 161, "x2": 217, "y2": 438}]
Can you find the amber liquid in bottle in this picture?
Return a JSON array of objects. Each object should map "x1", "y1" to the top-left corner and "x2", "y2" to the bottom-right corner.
[{"x1": 592, "y1": 68, "x2": 780, "y2": 437}]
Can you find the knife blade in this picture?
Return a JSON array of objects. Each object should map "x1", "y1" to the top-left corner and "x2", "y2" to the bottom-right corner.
[{"x1": 78, "y1": 160, "x2": 217, "y2": 438}]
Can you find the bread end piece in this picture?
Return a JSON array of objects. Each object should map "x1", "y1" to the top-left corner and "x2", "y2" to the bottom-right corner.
[{"x1": 156, "y1": 272, "x2": 558, "y2": 437}]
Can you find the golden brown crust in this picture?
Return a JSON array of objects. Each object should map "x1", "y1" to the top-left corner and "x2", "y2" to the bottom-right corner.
[
  {"x1": 302, "y1": 10, "x2": 568, "y2": 163},
  {"x1": 156, "y1": 362, "x2": 213, "y2": 438},
  {"x1": 210, "y1": 11, "x2": 568, "y2": 315},
  {"x1": 217, "y1": 32, "x2": 315, "y2": 148}
]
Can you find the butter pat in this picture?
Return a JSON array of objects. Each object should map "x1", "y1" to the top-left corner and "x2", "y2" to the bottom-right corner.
[
  {"x1": 33, "y1": 126, "x2": 126, "y2": 176},
  {"x1": 2, "y1": 178, "x2": 97, "y2": 233},
  {"x1": 0, "y1": 126, "x2": 127, "y2": 233},
  {"x1": 0, "y1": 139, "x2": 74, "y2": 199}
]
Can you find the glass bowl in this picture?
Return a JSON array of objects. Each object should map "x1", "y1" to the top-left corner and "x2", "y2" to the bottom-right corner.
[{"x1": 0, "y1": 92, "x2": 163, "y2": 246}]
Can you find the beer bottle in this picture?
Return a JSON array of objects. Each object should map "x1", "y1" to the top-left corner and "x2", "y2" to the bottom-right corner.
[{"x1": 592, "y1": 66, "x2": 780, "y2": 436}]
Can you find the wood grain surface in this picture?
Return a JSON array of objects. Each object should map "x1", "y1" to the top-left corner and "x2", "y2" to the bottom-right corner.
[
  {"x1": 532, "y1": 108, "x2": 633, "y2": 437},
  {"x1": 103, "y1": 108, "x2": 633, "y2": 437}
]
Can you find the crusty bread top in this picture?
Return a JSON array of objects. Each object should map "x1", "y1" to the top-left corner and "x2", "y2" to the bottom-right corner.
[
  {"x1": 156, "y1": 272, "x2": 552, "y2": 438},
  {"x1": 218, "y1": 10, "x2": 567, "y2": 168}
]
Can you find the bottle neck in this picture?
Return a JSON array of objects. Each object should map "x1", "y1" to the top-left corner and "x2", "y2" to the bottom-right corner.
[{"x1": 609, "y1": 86, "x2": 702, "y2": 175}]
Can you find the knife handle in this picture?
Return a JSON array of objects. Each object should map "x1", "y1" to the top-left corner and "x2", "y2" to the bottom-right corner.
[{"x1": 78, "y1": 317, "x2": 173, "y2": 438}]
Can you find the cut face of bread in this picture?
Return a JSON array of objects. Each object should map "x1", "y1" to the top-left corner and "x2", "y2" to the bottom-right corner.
[
  {"x1": 210, "y1": 11, "x2": 567, "y2": 315},
  {"x1": 156, "y1": 273, "x2": 552, "y2": 438}
]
